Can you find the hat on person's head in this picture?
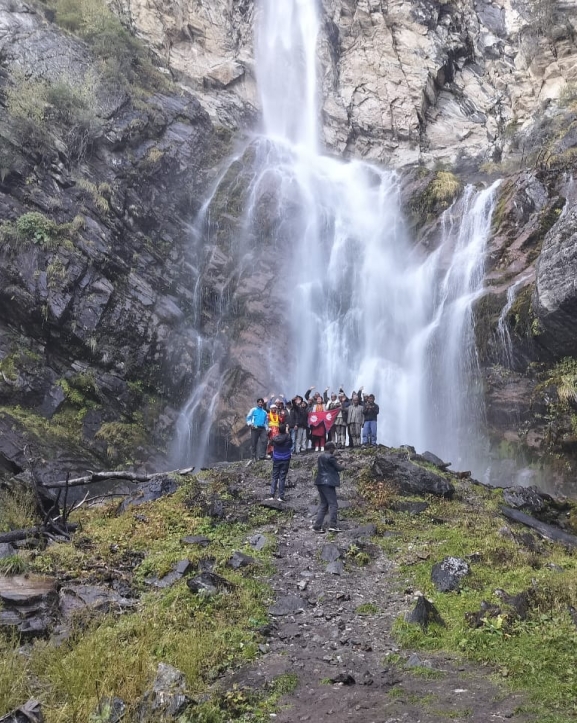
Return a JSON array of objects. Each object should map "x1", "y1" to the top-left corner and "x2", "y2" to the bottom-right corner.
[
  {"x1": 270, "y1": 403, "x2": 277, "y2": 409},
  {"x1": 325, "y1": 441, "x2": 336, "y2": 451}
]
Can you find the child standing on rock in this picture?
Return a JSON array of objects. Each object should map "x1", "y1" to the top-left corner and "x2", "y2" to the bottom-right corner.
[
  {"x1": 268, "y1": 423, "x2": 292, "y2": 502},
  {"x1": 312, "y1": 441, "x2": 345, "y2": 533}
]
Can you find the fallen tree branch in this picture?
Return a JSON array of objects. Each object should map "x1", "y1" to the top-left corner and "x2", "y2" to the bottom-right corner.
[
  {"x1": 43, "y1": 467, "x2": 195, "y2": 489},
  {"x1": 500, "y1": 506, "x2": 577, "y2": 548},
  {"x1": 0, "y1": 523, "x2": 78, "y2": 544}
]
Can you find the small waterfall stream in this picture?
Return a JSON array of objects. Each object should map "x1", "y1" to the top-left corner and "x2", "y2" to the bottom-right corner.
[{"x1": 173, "y1": 0, "x2": 500, "y2": 473}]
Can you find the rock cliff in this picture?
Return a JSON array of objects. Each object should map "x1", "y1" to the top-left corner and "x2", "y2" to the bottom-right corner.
[{"x1": 2, "y1": 0, "x2": 577, "y2": 492}]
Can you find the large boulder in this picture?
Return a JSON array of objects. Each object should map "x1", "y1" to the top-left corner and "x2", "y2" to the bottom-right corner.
[{"x1": 371, "y1": 454, "x2": 455, "y2": 498}]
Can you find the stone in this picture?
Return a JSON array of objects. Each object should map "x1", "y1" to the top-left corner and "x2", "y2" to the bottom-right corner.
[
  {"x1": 431, "y1": 557, "x2": 470, "y2": 592},
  {"x1": 0, "y1": 699, "x2": 43, "y2": 723},
  {"x1": 0, "y1": 543, "x2": 16, "y2": 559},
  {"x1": 248, "y1": 533, "x2": 267, "y2": 550},
  {"x1": 90, "y1": 697, "x2": 126, "y2": 723},
  {"x1": 320, "y1": 544, "x2": 341, "y2": 563},
  {"x1": 268, "y1": 595, "x2": 307, "y2": 616},
  {"x1": 406, "y1": 595, "x2": 446, "y2": 630},
  {"x1": 181, "y1": 535, "x2": 210, "y2": 547},
  {"x1": 228, "y1": 551, "x2": 256, "y2": 569},
  {"x1": 371, "y1": 455, "x2": 454, "y2": 498},
  {"x1": 138, "y1": 663, "x2": 193, "y2": 720},
  {"x1": 59, "y1": 585, "x2": 135, "y2": 617},
  {"x1": 145, "y1": 560, "x2": 192, "y2": 588},
  {"x1": 502, "y1": 486, "x2": 547, "y2": 513},
  {"x1": 186, "y1": 571, "x2": 233, "y2": 596},
  {"x1": 326, "y1": 560, "x2": 344, "y2": 575},
  {"x1": 118, "y1": 477, "x2": 179, "y2": 513},
  {"x1": 0, "y1": 575, "x2": 57, "y2": 639},
  {"x1": 351, "y1": 524, "x2": 376, "y2": 539},
  {"x1": 329, "y1": 672, "x2": 355, "y2": 685}
]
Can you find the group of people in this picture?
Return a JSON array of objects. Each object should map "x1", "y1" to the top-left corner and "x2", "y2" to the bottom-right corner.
[
  {"x1": 245, "y1": 386, "x2": 380, "y2": 532},
  {"x1": 245, "y1": 386, "x2": 380, "y2": 462}
]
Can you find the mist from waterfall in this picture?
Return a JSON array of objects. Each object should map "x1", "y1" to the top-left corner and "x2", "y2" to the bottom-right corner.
[{"x1": 173, "y1": 0, "x2": 499, "y2": 472}]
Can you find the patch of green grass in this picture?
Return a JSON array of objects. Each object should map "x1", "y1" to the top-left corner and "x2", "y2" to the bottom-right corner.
[
  {"x1": 0, "y1": 555, "x2": 29, "y2": 575},
  {"x1": 0, "y1": 484, "x2": 38, "y2": 532},
  {"x1": 355, "y1": 602, "x2": 379, "y2": 615},
  {"x1": 1, "y1": 473, "x2": 279, "y2": 720},
  {"x1": 384, "y1": 486, "x2": 577, "y2": 722},
  {"x1": 407, "y1": 665, "x2": 445, "y2": 679}
]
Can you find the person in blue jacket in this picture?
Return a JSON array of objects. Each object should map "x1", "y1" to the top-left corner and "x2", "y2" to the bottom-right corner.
[
  {"x1": 312, "y1": 441, "x2": 345, "y2": 533},
  {"x1": 246, "y1": 397, "x2": 268, "y2": 461},
  {"x1": 268, "y1": 423, "x2": 292, "y2": 501}
]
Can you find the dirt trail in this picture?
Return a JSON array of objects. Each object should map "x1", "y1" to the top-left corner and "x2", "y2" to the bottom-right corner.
[{"x1": 226, "y1": 452, "x2": 533, "y2": 723}]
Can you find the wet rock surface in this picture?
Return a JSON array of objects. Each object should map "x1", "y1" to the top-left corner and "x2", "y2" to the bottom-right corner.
[{"x1": 0, "y1": 575, "x2": 57, "y2": 639}]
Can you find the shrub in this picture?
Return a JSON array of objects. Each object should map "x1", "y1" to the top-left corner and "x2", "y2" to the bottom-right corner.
[
  {"x1": 0, "y1": 212, "x2": 74, "y2": 250},
  {"x1": 6, "y1": 72, "x2": 102, "y2": 161}
]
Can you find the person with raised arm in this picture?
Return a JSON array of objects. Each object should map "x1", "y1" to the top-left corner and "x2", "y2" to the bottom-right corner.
[{"x1": 246, "y1": 397, "x2": 268, "y2": 461}]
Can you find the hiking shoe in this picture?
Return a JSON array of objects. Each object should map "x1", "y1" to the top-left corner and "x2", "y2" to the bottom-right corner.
[
  {"x1": 267, "y1": 496, "x2": 275, "y2": 501},
  {"x1": 327, "y1": 527, "x2": 342, "y2": 533},
  {"x1": 277, "y1": 497, "x2": 285, "y2": 502},
  {"x1": 312, "y1": 527, "x2": 326, "y2": 533}
]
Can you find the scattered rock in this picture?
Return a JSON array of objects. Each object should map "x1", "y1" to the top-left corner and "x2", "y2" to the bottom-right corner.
[
  {"x1": 420, "y1": 451, "x2": 451, "y2": 470},
  {"x1": 90, "y1": 697, "x2": 126, "y2": 723},
  {"x1": 181, "y1": 535, "x2": 210, "y2": 547},
  {"x1": 371, "y1": 455, "x2": 454, "y2": 498},
  {"x1": 228, "y1": 551, "x2": 256, "y2": 569},
  {"x1": 268, "y1": 595, "x2": 307, "y2": 616},
  {"x1": 117, "y1": 476, "x2": 178, "y2": 513},
  {"x1": 0, "y1": 699, "x2": 43, "y2": 722},
  {"x1": 406, "y1": 653, "x2": 432, "y2": 668},
  {"x1": 248, "y1": 533, "x2": 267, "y2": 550},
  {"x1": 329, "y1": 672, "x2": 355, "y2": 685},
  {"x1": 406, "y1": 595, "x2": 446, "y2": 630},
  {"x1": 0, "y1": 575, "x2": 57, "y2": 639},
  {"x1": 0, "y1": 543, "x2": 16, "y2": 559},
  {"x1": 320, "y1": 544, "x2": 341, "y2": 562},
  {"x1": 326, "y1": 560, "x2": 344, "y2": 575},
  {"x1": 138, "y1": 663, "x2": 193, "y2": 721},
  {"x1": 59, "y1": 585, "x2": 136, "y2": 617},
  {"x1": 392, "y1": 501, "x2": 430, "y2": 515},
  {"x1": 465, "y1": 600, "x2": 502, "y2": 628},
  {"x1": 145, "y1": 560, "x2": 193, "y2": 589},
  {"x1": 431, "y1": 557, "x2": 470, "y2": 592},
  {"x1": 351, "y1": 524, "x2": 376, "y2": 539},
  {"x1": 259, "y1": 499, "x2": 285, "y2": 511},
  {"x1": 186, "y1": 571, "x2": 233, "y2": 596},
  {"x1": 502, "y1": 486, "x2": 548, "y2": 513}
]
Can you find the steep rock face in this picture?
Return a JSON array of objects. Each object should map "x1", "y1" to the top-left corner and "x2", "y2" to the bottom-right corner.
[
  {"x1": 120, "y1": 0, "x2": 577, "y2": 167},
  {"x1": 0, "y1": 1, "x2": 228, "y2": 481},
  {"x1": 534, "y1": 206, "x2": 577, "y2": 358}
]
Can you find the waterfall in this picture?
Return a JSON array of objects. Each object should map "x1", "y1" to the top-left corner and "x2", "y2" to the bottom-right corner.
[
  {"x1": 172, "y1": 0, "x2": 499, "y2": 473},
  {"x1": 496, "y1": 275, "x2": 531, "y2": 369}
]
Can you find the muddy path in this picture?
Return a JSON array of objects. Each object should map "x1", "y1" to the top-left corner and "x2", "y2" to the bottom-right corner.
[{"x1": 223, "y1": 452, "x2": 532, "y2": 723}]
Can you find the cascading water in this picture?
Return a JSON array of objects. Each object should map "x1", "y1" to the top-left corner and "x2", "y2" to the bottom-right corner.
[{"x1": 173, "y1": 0, "x2": 500, "y2": 473}]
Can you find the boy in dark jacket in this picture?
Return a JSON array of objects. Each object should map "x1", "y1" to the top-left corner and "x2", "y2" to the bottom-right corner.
[
  {"x1": 269, "y1": 423, "x2": 292, "y2": 502},
  {"x1": 312, "y1": 441, "x2": 345, "y2": 532}
]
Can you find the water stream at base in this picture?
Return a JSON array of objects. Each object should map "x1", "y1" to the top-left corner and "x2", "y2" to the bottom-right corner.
[{"x1": 172, "y1": 0, "x2": 500, "y2": 474}]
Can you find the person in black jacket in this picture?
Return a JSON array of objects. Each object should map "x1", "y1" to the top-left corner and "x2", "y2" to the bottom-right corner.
[
  {"x1": 312, "y1": 441, "x2": 345, "y2": 533},
  {"x1": 362, "y1": 394, "x2": 379, "y2": 446}
]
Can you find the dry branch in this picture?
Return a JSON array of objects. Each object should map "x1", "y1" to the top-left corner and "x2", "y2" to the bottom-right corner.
[
  {"x1": 43, "y1": 467, "x2": 195, "y2": 489},
  {"x1": 0, "y1": 523, "x2": 78, "y2": 544},
  {"x1": 500, "y1": 506, "x2": 577, "y2": 547}
]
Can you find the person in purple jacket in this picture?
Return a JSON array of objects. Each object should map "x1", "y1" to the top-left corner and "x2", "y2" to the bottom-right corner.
[{"x1": 268, "y1": 423, "x2": 292, "y2": 502}]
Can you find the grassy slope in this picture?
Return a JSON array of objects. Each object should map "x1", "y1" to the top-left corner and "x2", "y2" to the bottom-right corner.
[{"x1": 0, "y1": 459, "x2": 576, "y2": 722}]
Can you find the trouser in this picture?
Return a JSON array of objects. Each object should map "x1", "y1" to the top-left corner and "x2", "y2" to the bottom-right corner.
[
  {"x1": 334, "y1": 424, "x2": 347, "y2": 448},
  {"x1": 314, "y1": 484, "x2": 338, "y2": 529},
  {"x1": 270, "y1": 459, "x2": 290, "y2": 498},
  {"x1": 312, "y1": 432, "x2": 325, "y2": 451},
  {"x1": 362, "y1": 420, "x2": 378, "y2": 445},
  {"x1": 295, "y1": 427, "x2": 307, "y2": 452},
  {"x1": 348, "y1": 423, "x2": 362, "y2": 447},
  {"x1": 250, "y1": 427, "x2": 267, "y2": 460}
]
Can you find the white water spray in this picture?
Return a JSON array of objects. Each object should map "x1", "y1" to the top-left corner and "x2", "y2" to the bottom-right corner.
[{"x1": 173, "y1": 0, "x2": 499, "y2": 472}]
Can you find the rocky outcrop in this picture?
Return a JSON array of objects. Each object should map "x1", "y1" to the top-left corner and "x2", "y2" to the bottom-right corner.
[{"x1": 118, "y1": 0, "x2": 577, "y2": 168}]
